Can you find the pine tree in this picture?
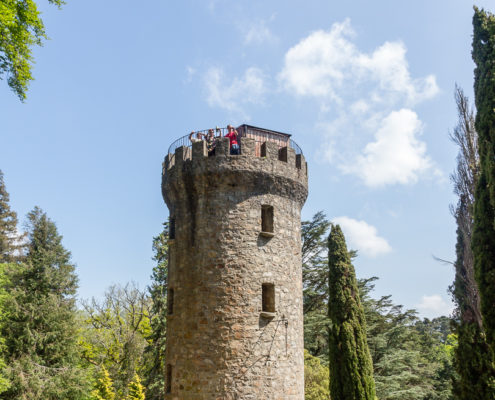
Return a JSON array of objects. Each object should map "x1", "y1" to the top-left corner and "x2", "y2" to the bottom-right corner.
[
  {"x1": 327, "y1": 225, "x2": 376, "y2": 400},
  {"x1": 91, "y1": 367, "x2": 116, "y2": 400},
  {"x1": 471, "y1": 6, "x2": 495, "y2": 353},
  {"x1": 0, "y1": 207, "x2": 89, "y2": 399},
  {"x1": 143, "y1": 221, "x2": 168, "y2": 400},
  {"x1": 0, "y1": 170, "x2": 21, "y2": 262},
  {"x1": 127, "y1": 373, "x2": 145, "y2": 400}
]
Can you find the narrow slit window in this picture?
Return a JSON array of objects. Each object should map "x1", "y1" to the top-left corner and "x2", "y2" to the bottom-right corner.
[
  {"x1": 168, "y1": 289, "x2": 174, "y2": 315},
  {"x1": 261, "y1": 205, "x2": 274, "y2": 233},
  {"x1": 169, "y1": 217, "x2": 176, "y2": 240},
  {"x1": 262, "y1": 283, "x2": 275, "y2": 313},
  {"x1": 166, "y1": 364, "x2": 172, "y2": 393}
]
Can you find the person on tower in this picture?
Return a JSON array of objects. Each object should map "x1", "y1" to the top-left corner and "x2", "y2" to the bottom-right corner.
[
  {"x1": 225, "y1": 125, "x2": 239, "y2": 155},
  {"x1": 189, "y1": 131, "x2": 203, "y2": 143},
  {"x1": 206, "y1": 128, "x2": 217, "y2": 156}
]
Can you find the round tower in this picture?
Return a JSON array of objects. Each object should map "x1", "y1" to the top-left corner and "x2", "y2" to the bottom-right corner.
[{"x1": 161, "y1": 125, "x2": 308, "y2": 399}]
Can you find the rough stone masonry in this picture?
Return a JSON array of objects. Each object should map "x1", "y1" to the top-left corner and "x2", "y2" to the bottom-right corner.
[{"x1": 162, "y1": 133, "x2": 308, "y2": 399}]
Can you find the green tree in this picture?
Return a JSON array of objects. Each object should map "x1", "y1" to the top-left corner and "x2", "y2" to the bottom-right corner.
[
  {"x1": 302, "y1": 212, "x2": 332, "y2": 364},
  {"x1": 81, "y1": 283, "x2": 151, "y2": 398},
  {"x1": 143, "y1": 222, "x2": 168, "y2": 400},
  {"x1": 304, "y1": 349, "x2": 330, "y2": 400},
  {"x1": 127, "y1": 373, "x2": 145, "y2": 400},
  {"x1": 360, "y1": 279, "x2": 453, "y2": 400},
  {"x1": 471, "y1": 6, "x2": 495, "y2": 353},
  {"x1": 327, "y1": 224, "x2": 376, "y2": 400},
  {"x1": 448, "y1": 86, "x2": 495, "y2": 399},
  {"x1": 0, "y1": 0, "x2": 65, "y2": 100},
  {"x1": 0, "y1": 263, "x2": 12, "y2": 394},
  {"x1": 0, "y1": 170, "x2": 22, "y2": 262},
  {"x1": 91, "y1": 366, "x2": 115, "y2": 400},
  {"x1": 0, "y1": 207, "x2": 89, "y2": 399}
]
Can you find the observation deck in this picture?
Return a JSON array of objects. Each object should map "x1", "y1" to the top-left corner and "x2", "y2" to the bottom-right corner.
[{"x1": 165, "y1": 124, "x2": 303, "y2": 166}]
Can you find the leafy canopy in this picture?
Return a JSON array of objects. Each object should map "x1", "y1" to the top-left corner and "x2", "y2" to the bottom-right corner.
[{"x1": 0, "y1": 0, "x2": 64, "y2": 100}]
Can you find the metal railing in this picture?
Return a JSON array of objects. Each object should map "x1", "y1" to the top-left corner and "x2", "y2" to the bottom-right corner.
[{"x1": 166, "y1": 125, "x2": 303, "y2": 160}]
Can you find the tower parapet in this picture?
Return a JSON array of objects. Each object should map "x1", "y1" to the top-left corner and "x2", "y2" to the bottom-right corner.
[{"x1": 162, "y1": 125, "x2": 308, "y2": 399}]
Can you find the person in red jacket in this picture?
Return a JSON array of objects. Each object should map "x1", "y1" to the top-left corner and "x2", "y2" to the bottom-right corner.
[{"x1": 225, "y1": 125, "x2": 239, "y2": 155}]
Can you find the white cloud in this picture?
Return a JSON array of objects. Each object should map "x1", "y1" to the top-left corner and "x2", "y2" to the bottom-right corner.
[
  {"x1": 341, "y1": 109, "x2": 434, "y2": 187},
  {"x1": 417, "y1": 295, "x2": 454, "y2": 319},
  {"x1": 278, "y1": 19, "x2": 440, "y2": 187},
  {"x1": 279, "y1": 20, "x2": 355, "y2": 101},
  {"x1": 203, "y1": 66, "x2": 266, "y2": 115},
  {"x1": 244, "y1": 19, "x2": 277, "y2": 45},
  {"x1": 332, "y1": 216, "x2": 392, "y2": 257},
  {"x1": 358, "y1": 41, "x2": 439, "y2": 105},
  {"x1": 279, "y1": 19, "x2": 438, "y2": 104}
]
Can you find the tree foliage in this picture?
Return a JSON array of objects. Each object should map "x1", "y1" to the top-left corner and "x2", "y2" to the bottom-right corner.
[
  {"x1": 0, "y1": 263, "x2": 12, "y2": 394},
  {"x1": 81, "y1": 283, "x2": 150, "y2": 399},
  {"x1": 0, "y1": 0, "x2": 64, "y2": 100},
  {"x1": 91, "y1": 366, "x2": 115, "y2": 400},
  {"x1": 471, "y1": 6, "x2": 495, "y2": 354},
  {"x1": 304, "y1": 349, "x2": 330, "y2": 400},
  {"x1": 448, "y1": 86, "x2": 495, "y2": 399},
  {"x1": 143, "y1": 222, "x2": 168, "y2": 400},
  {"x1": 0, "y1": 207, "x2": 89, "y2": 399},
  {"x1": 302, "y1": 212, "x2": 455, "y2": 400},
  {"x1": 127, "y1": 373, "x2": 145, "y2": 400},
  {"x1": 0, "y1": 170, "x2": 22, "y2": 262},
  {"x1": 362, "y1": 281, "x2": 454, "y2": 400},
  {"x1": 327, "y1": 224, "x2": 376, "y2": 400}
]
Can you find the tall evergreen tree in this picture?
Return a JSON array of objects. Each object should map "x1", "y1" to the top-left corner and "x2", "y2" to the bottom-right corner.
[
  {"x1": 0, "y1": 170, "x2": 21, "y2": 262},
  {"x1": 143, "y1": 222, "x2": 168, "y2": 400},
  {"x1": 327, "y1": 225, "x2": 376, "y2": 400},
  {"x1": 471, "y1": 7, "x2": 495, "y2": 353},
  {"x1": 449, "y1": 86, "x2": 495, "y2": 398},
  {"x1": 0, "y1": 207, "x2": 89, "y2": 399}
]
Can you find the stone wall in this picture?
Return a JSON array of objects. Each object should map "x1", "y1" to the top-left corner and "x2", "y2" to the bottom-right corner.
[{"x1": 162, "y1": 137, "x2": 308, "y2": 399}]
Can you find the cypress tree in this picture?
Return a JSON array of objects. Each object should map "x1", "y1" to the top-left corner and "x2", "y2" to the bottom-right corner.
[
  {"x1": 0, "y1": 170, "x2": 21, "y2": 262},
  {"x1": 471, "y1": 7, "x2": 495, "y2": 353},
  {"x1": 452, "y1": 208, "x2": 495, "y2": 398},
  {"x1": 1, "y1": 207, "x2": 89, "y2": 399},
  {"x1": 448, "y1": 86, "x2": 495, "y2": 398},
  {"x1": 327, "y1": 225, "x2": 376, "y2": 400}
]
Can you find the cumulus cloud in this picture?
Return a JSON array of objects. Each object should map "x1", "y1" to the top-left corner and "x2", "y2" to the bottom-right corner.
[
  {"x1": 417, "y1": 295, "x2": 454, "y2": 319},
  {"x1": 332, "y1": 216, "x2": 392, "y2": 257},
  {"x1": 279, "y1": 19, "x2": 440, "y2": 187},
  {"x1": 341, "y1": 109, "x2": 433, "y2": 187},
  {"x1": 279, "y1": 19, "x2": 438, "y2": 105},
  {"x1": 203, "y1": 66, "x2": 266, "y2": 115},
  {"x1": 279, "y1": 20, "x2": 355, "y2": 101}
]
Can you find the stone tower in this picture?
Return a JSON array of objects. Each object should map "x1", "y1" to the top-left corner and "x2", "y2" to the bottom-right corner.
[{"x1": 162, "y1": 125, "x2": 308, "y2": 399}]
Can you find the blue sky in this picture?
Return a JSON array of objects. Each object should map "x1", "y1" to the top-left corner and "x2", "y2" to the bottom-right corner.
[{"x1": 1, "y1": 0, "x2": 492, "y2": 318}]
